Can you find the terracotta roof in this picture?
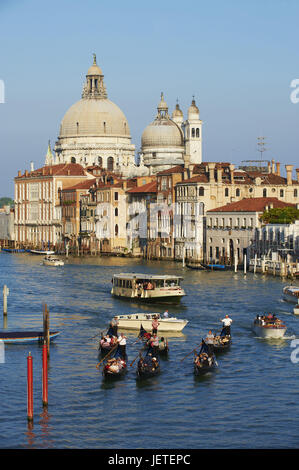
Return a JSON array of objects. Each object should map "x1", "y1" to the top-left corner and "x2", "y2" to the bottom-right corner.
[
  {"x1": 177, "y1": 174, "x2": 209, "y2": 184},
  {"x1": 156, "y1": 165, "x2": 185, "y2": 176},
  {"x1": 62, "y1": 178, "x2": 97, "y2": 192},
  {"x1": 17, "y1": 163, "x2": 87, "y2": 178},
  {"x1": 208, "y1": 197, "x2": 296, "y2": 213},
  {"x1": 126, "y1": 180, "x2": 157, "y2": 194}
]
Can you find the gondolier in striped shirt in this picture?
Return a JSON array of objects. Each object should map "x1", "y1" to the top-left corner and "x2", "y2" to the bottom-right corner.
[{"x1": 152, "y1": 316, "x2": 160, "y2": 334}]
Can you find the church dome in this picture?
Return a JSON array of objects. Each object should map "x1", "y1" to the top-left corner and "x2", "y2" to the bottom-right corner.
[
  {"x1": 59, "y1": 98, "x2": 130, "y2": 137},
  {"x1": 141, "y1": 93, "x2": 184, "y2": 148}
]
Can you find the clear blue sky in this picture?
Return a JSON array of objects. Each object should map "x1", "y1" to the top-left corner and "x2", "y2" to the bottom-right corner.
[{"x1": 0, "y1": 0, "x2": 299, "y2": 197}]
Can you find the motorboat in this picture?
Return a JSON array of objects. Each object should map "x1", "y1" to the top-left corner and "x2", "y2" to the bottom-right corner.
[
  {"x1": 111, "y1": 273, "x2": 185, "y2": 303},
  {"x1": 29, "y1": 249, "x2": 55, "y2": 255},
  {"x1": 43, "y1": 255, "x2": 64, "y2": 266},
  {"x1": 252, "y1": 315, "x2": 287, "y2": 339},
  {"x1": 283, "y1": 286, "x2": 299, "y2": 304},
  {"x1": 113, "y1": 312, "x2": 188, "y2": 332}
]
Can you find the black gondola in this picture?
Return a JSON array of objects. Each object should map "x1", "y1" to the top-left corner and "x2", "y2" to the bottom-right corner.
[
  {"x1": 193, "y1": 340, "x2": 218, "y2": 375},
  {"x1": 136, "y1": 346, "x2": 160, "y2": 379},
  {"x1": 186, "y1": 262, "x2": 206, "y2": 270},
  {"x1": 213, "y1": 328, "x2": 231, "y2": 353},
  {"x1": 99, "y1": 326, "x2": 117, "y2": 355},
  {"x1": 138, "y1": 324, "x2": 169, "y2": 355},
  {"x1": 102, "y1": 345, "x2": 127, "y2": 379}
]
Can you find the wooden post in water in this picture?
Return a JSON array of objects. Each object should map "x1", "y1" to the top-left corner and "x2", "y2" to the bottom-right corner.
[
  {"x1": 253, "y1": 253, "x2": 257, "y2": 274},
  {"x1": 43, "y1": 304, "x2": 50, "y2": 357},
  {"x1": 244, "y1": 253, "x2": 247, "y2": 275},
  {"x1": 42, "y1": 342, "x2": 48, "y2": 407},
  {"x1": 27, "y1": 352, "x2": 33, "y2": 422},
  {"x1": 3, "y1": 285, "x2": 9, "y2": 316}
]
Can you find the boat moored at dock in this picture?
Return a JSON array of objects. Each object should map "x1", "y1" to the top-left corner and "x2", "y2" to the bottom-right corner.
[
  {"x1": 283, "y1": 286, "x2": 299, "y2": 304},
  {"x1": 0, "y1": 331, "x2": 60, "y2": 344},
  {"x1": 113, "y1": 312, "x2": 188, "y2": 332},
  {"x1": 111, "y1": 273, "x2": 185, "y2": 303},
  {"x1": 252, "y1": 314, "x2": 287, "y2": 339},
  {"x1": 42, "y1": 255, "x2": 64, "y2": 266}
]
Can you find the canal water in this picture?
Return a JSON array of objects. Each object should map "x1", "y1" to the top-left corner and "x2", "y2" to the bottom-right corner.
[{"x1": 0, "y1": 253, "x2": 298, "y2": 449}]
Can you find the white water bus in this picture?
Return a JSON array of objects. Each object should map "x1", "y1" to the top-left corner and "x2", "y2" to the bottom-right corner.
[{"x1": 111, "y1": 273, "x2": 186, "y2": 303}]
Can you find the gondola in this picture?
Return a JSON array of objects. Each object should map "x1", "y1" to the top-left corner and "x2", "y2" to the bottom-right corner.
[
  {"x1": 136, "y1": 346, "x2": 160, "y2": 379},
  {"x1": 201, "y1": 263, "x2": 227, "y2": 270},
  {"x1": 99, "y1": 325, "x2": 118, "y2": 355},
  {"x1": 212, "y1": 328, "x2": 232, "y2": 353},
  {"x1": 186, "y1": 262, "x2": 206, "y2": 270},
  {"x1": 0, "y1": 330, "x2": 60, "y2": 343},
  {"x1": 102, "y1": 345, "x2": 127, "y2": 379},
  {"x1": 138, "y1": 324, "x2": 169, "y2": 355},
  {"x1": 193, "y1": 340, "x2": 218, "y2": 375}
]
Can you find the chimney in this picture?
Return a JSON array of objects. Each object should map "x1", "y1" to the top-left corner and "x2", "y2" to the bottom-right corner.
[
  {"x1": 276, "y1": 162, "x2": 281, "y2": 176},
  {"x1": 49, "y1": 167, "x2": 53, "y2": 175},
  {"x1": 267, "y1": 161, "x2": 271, "y2": 174},
  {"x1": 67, "y1": 169, "x2": 71, "y2": 176},
  {"x1": 42, "y1": 167, "x2": 45, "y2": 176},
  {"x1": 18, "y1": 170, "x2": 21, "y2": 177},
  {"x1": 183, "y1": 168, "x2": 189, "y2": 181},
  {"x1": 271, "y1": 159, "x2": 275, "y2": 174},
  {"x1": 285, "y1": 165, "x2": 294, "y2": 185},
  {"x1": 208, "y1": 163, "x2": 216, "y2": 183},
  {"x1": 188, "y1": 164, "x2": 195, "y2": 178},
  {"x1": 229, "y1": 164, "x2": 235, "y2": 184},
  {"x1": 217, "y1": 167, "x2": 223, "y2": 184},
  {"x1": 123, "y1": 180, "x2": 127, "y2": 191},
  {"x1": 296, "y1": 168, "x2": 299, "y2": 182},
  {"x1": 25, "y1": 170, "x2": 28, "y2": 177},
  {"x1": 30, "y1": 161, "x2": 34, "y2": 172}
]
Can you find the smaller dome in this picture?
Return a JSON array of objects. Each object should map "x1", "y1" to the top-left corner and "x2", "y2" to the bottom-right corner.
[
  {"x1": 142, "y1": 120, "x2": 183, "y2": 148},
  {"x1": 172, "y1": 102, "x2": 183, "y2": 118},
  {"x1": 188, "y1": 98, "x2": 199, "y2": 119}
]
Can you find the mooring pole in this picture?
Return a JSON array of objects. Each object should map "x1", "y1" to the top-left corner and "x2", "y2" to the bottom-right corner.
[
  {"x1": 3, "y1": 285, "x2": 9, "y2": 316},
  {"x1": 27, "y1": 352, "x2": 33, "y2": 422},
  {"x1": 42, "y1": 342, "x2": 48, "y2": 407}
]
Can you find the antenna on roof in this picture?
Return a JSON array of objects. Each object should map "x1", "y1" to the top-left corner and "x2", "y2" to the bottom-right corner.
[{"x1": 257, "y1": 137, "x2": 266, "y2": 165}]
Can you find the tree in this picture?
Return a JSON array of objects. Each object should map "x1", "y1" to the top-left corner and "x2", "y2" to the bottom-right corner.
[
  {"x1": 260, "y1": 207, "x2": 299, "y2": 225},
  {"x1": 0, "y1": 197, "x2": 14, "y2": 208}
]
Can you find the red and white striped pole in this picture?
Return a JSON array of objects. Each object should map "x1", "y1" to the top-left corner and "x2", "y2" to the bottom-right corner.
[
  {"x1": 42, "y1": 342, "x2": 48, "y2": 407},
  {"x1": 27, "y1": 352, "x2": 33, "y2": 422}
]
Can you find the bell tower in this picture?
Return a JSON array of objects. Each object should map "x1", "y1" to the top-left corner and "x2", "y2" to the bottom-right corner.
[{"x1": 184, "y1": 97, "x2": 202, "y2": 165}]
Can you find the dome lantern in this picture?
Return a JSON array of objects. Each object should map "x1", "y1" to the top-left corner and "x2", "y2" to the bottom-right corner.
[{"x1": 82, "y1": 54, "x2": 107, "y2": 99}]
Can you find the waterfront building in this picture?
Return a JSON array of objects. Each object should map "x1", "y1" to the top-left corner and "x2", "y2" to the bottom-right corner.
[
  {"x1": 174, "y1": 163, "x2": 299, "y2": 262},
  {"x1": 254, "y1": 219, "x2": 299, "y2": 262},
  {"x1": 206, "y1": 197, "x2": 296, "y2": 265},
  {"x1": 0, "y1": 206, "x2": 15, "y2": 244},
  {"x1": 14, "y1": 160, "x2": 90, "y2": 248}
]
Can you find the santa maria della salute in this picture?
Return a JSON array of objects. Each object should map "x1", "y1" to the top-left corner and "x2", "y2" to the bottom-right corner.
[{"x1": 52, "y1": 54, "x2": 203, "y2": 176}]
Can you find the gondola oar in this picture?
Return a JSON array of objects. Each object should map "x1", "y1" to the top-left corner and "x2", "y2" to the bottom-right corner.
[
  {"x1": 130, "y1": 350, "x2": 143, "y2": 367},
  {"x1": 96, "y1": 343, "x2": 118, "y2": 369},
  {"x1": 180, "y1": 341, "x2": 203, "y2": 362}
]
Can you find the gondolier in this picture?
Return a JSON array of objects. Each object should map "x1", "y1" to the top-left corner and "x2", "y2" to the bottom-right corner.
[
  {"x1": 221, "y1": 315, "x2": 233, "y2": 336},
  {"x1": 152, "y1": 316, "x2": 160, "y2": 334},
  {"x1": 205, "y1": 331, "x2": 215, "y2": 356},
  {"x1": 110, "y1": 316, "x2": 119, "y2": 336},
  {"x1": 117, "y1": 333, "x2": 127, "y2": 359}
]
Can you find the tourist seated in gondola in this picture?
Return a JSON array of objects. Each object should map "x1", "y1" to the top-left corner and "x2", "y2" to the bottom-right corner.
[
  {"x1": 151, "y1": 357, "x2": 159, "y2": 371},
  {"x1": 100, "y1": 336, "x2": 111, "y2": 349},
  {"x1": 158, "y1": 337, "x2": 167, "y2": 350},
  {"x1": 148, "y1": 333, "x2": 159, "y2": 356}
]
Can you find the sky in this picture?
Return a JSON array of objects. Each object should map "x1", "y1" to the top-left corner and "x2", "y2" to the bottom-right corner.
[{"x1": 0, "y1": 0, "x2": 299, "y2": 197}]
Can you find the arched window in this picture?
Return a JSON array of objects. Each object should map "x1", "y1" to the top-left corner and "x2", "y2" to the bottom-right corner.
[
  {"x1": 263, "y1": 188, "x2": 267, "y2": 197},
  {"x1": 103, "y1": 122, "x2": 106, "y2": 133},
  {"x1": 294, "y1": 189, "x2": 298, "y2": 198},
  {"x1": 107, "y1": 157, "x2": 114, "y2": 171},
  {"x1": 196, "y1": 128, "x2": 200, "y2": 138},
  {"x1": 198, "y1": 187, "x2": 204, "y2": 196},
  {"x1": 280, "y1": 189, "x2": 284, "y2": 197},
  {"x1": 115, "y1": 207, "x2": 118, "y2": 217},
  {"x1": 192, "y1": 128, "x2": 195, "y2": 138},
  {"x1": 236, "y1": 188, "x2": 240, "y2": 197},
  {"x1": 225, "y1": 188, "x2": 229, "y2": 197},
  {"x1": 71, "y1": 157, "x2": 76, "y2": 164},
  {"x1": 115, "y1": 224, "x2": 118, "y2": 236},
  {"x1": 98, "y1": 156, "x2": 102, "y2": 167}
]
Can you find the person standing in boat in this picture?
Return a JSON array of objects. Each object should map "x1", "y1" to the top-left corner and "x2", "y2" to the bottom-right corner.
[
  {"x1": 149, "y1": 333, "x2": 159, "y2": 356},
  {"x1": 221, "y1": 315, "x2": 233, "y2": 336},
  {"x1": 152, "y1": 316, "x2": 160, "y2": 334},
  {"x1": 163, "y1": 310, "x2": 169, "y2": 318},
  {"x1": 205, "y1": 331, "x2": 215, "y2": 356},
  {"x1": 110, "y1": 316, "x2": 119, "y2": 336},
  {"x1": 117, "y1": 333, "x2": 127, "y2": 359}
]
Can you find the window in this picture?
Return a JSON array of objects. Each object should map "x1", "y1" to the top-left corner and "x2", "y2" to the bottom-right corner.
[
  {"x1": 280, "y1": 189, "x2": 284, "y2": 197},
  {"x1": 294, "y1": 189, "x2": 298, "y2": 197},
  {"x1": 115, "y1": 224, "x2": 118, "y2": 236},
  {"x1": 98, "y1": 156, "x2": 102, "y2": 166},
  {"x1": 263, "y1": 188, "x2": 267, "y2": 197},
  {"x1": 107, "y1": 156, "x2": 114, "y2": 171},
  {"x1": 115, "y1": 208, "x2": 118, "y2": 217},
  {"x1": 114, "y1": 192, "x2": 118, "y2": 201},
  {"x1": 199, "y1": 187, "x2": 204, "y2": 196},
  {"x1": 196, "y1": 128, "x2": 200, "y2": 138},
  {"x1": 225, "y1": 188, "x2": 229, "y2": 197},
  {"x1": 236, "y1": 188, "x2": 240, "y2": 197},
  {"x1": 192, "y1": 128, "x2": 195, "y2": 138}
]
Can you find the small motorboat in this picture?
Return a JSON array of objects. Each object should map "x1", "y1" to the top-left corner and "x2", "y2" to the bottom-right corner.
[
  {"x1": 252, "y1": 314, "x2": 287, "y2": 339},
  {"x1": 112, "y1": 312, "x2": 188, "y2": 332},
  {"x1": 283, "y1": 286, "x2": 299, "y2": 304},
  {"x1": 213, "y1": 328, "x2": 231, "y2": 353},
  {"x1": 43, "y1": 255, "x2": 64, "y2": 266},
  {"x1": 0, "y1": 331, "x2": 60, "y2": 344},
  {"x1": 30, "y1": 250, "x2": 55, "y2": 255},
  {"x1": 102, "y1": 345, "x2": 127, "y2": 379},
  {"x1": 193, "y1": 340, "x2": 218, "y2": 375},
  {"x1": 136, "y1": 346, "x2": 160, "y2": 379}
]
